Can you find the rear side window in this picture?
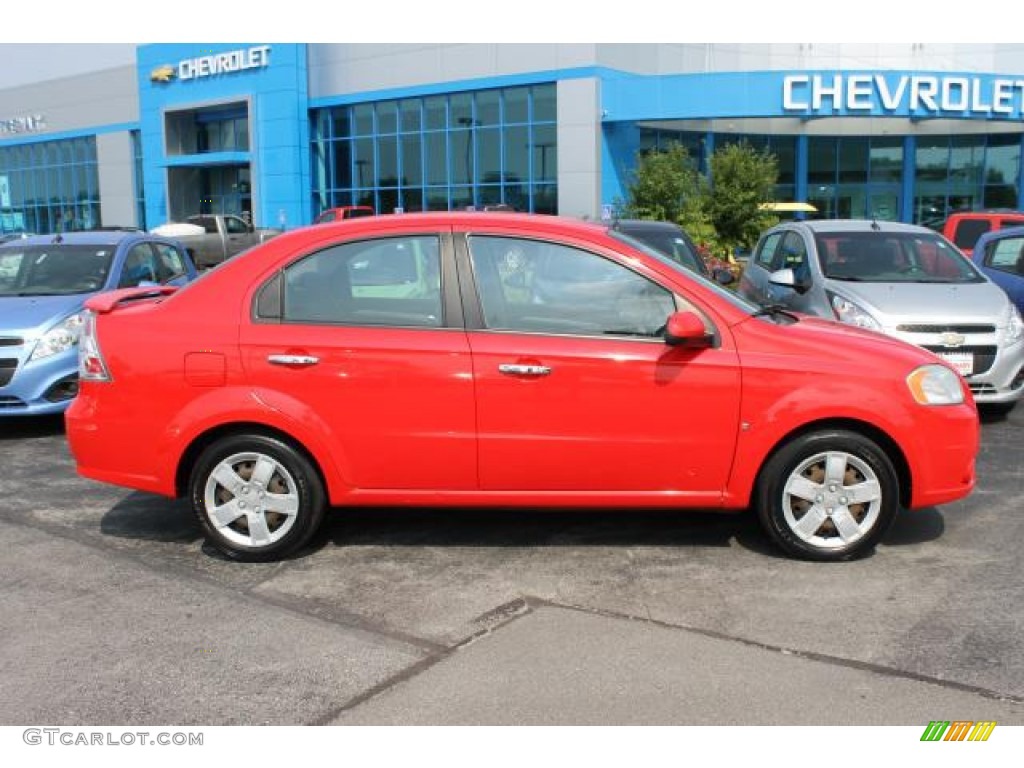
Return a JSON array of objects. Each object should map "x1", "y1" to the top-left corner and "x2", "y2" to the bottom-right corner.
[
  {"x1": 281, "y1": 235, "x2": 442, "y2": 327},
  {"x1": 985, "y1": 236, "x2": 1024, "y2": 276},
  {"x1": 952, "y1": 219, "x2": 991, "y2": 249}
]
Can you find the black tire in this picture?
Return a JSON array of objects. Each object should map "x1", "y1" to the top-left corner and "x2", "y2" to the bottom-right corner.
[
  {"x1": 189, "y1": 434, "x2": 326, "y2": 562},
  {"x1": 755, "y1": 430, "x2": 900, "y2": 562}
]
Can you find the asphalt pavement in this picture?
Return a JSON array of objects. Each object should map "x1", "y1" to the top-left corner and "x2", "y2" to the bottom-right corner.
[{"x1": 0, "y1": 410, "x2": 1021, "y2": 725}]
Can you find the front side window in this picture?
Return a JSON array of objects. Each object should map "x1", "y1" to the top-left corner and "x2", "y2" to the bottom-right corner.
[
  {"x1": 225, "y1": 216, "x2": 249, "y2": 234},
  {"x1": 153, "y1": 243, "x2": 187, "y2": 281},
  {"x1": 468, "y1": 236, "x2": 676, "y2": 338},
  {"x1": 282, "y1": 236, "x2": 442, "y2": 326},
  {"x1": 119, "y1": 244, "x2": 159, "y2": 288},
  {"x1": 776, "y1": 232, "x2": 810, "y2": 284},
  {"x1": 816, "y1": 232, "x2": 984, "y2": 283}
]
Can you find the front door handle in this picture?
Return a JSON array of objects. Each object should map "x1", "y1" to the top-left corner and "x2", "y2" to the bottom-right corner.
[
  {"x1": 267, "y1": 354, "x2": 320, "y2": 367},
  {"x1": 499, "y1": 363, "x2": 552, "y2": 377}
]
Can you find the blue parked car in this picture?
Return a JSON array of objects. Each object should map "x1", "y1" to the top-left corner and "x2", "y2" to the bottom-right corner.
[
  {"x1": 0, "y1": 230, "x2": 197, "y2": 416},
  {"x1": 971, "y1": 226, "x2": 1024, "y2": 315}
]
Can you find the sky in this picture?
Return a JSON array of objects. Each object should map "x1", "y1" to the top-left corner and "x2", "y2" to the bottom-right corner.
[{"x1": 0, "y1": 3, "x2": 1014, "y2": 91}]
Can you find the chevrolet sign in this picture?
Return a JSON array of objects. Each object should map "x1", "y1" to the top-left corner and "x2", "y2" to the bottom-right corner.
[
  {"x1": 150, "y1": 46, "x2": 271, "y2": 85},
  {"x1": 940, "y1": 332, "x2": 967, "y2": 348},
  {"x1": 150, "y1": 65, "x2": 176, "y2": 83}
]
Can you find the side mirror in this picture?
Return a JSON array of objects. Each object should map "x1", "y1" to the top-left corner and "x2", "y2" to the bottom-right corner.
[
  {"x1": 712, "y1": 267, "x2": 735, "y2": 286},
  {"x1": 664, "y1": 311, "x2": 712, "y2": 348},
  {"x1": 769, "y1": 267, "x2": 811, "y2": 295}
]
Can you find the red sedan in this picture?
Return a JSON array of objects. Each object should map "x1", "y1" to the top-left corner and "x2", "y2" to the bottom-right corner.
[{"x1": 66, "y1": 213, "x2": 979, "y2": 562}]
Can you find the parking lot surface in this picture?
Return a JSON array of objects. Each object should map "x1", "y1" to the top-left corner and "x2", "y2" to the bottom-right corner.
[{"x1": 0, "y1": 411, "x2": 1022, "y2": 725}]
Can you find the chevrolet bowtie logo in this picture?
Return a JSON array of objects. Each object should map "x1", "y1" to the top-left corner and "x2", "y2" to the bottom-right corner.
[
  {"x1": 150, "y1": 65, "x2": 176, "y2": 83},
  {"x1": 940, "y1": 332, "x2": 966, "y2": 348}
]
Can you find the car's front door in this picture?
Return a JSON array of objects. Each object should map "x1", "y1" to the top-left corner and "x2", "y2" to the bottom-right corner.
[
  {"x1": 240, "y1": 231, "x2": 476, "y2": 490},
  {"x1": 459, "y1": 233, "x2": 742, "y2": 494}
]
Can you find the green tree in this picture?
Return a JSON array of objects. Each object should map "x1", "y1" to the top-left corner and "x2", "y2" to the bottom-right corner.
[
  {"x1": 707, "y1": 142, "x2": 779, "y2": 255},
  {"x1": 621, "y1": 143, "x2": 705, "y2": 223}
]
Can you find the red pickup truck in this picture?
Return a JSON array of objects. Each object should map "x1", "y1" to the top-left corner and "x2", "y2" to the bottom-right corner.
[{"x1": 941, "y1": 211, "x2": 1024, "y2": 256}]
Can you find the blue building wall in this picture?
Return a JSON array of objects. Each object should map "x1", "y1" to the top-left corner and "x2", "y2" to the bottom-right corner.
[{"x1": 136, "y1": 43, "x2": 310, "y2": 230}]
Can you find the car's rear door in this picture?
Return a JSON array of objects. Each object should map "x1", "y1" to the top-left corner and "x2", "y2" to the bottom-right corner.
[
  {"x1": 457, "y1": 230, "x2": 741, "y2": 495},
  {"x1": 240, "y1": 229, "x2": 477, "y2": 490}
]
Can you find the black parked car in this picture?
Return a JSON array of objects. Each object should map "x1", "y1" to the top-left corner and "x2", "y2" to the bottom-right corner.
[{"x1": 611, "y1": 219, "x2": 734, "y2": 285}]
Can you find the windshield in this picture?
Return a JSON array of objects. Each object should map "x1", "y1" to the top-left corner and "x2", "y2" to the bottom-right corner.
[
  {"x1": 608, "y1": 230, "x2": 761, "y2": 314},
  {"x1": 814, "y1": 231, "x2": 985, "y2": 283},
  {"x1": 0, "y1": 245, "x2": 115, "y2": 296}
]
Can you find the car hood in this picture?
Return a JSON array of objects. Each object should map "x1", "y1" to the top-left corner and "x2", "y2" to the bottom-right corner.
[
  {"x1": 0, "y1": 294, "x2": 86, "y2": 336},
  {"x1": 828, "y1": 280, "x2": 1009, "y2": 323}
]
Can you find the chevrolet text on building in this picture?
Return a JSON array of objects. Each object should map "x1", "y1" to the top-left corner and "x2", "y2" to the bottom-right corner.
[
  {"x1": 784, "y1": 73, "x2": 1024, "y2": 117},
  {"x1": 152, "y1": 46, "x2": 271, "y2": 84},
  {"x1": 0, "y1": 115, "x2": 46, "y2": 136}
]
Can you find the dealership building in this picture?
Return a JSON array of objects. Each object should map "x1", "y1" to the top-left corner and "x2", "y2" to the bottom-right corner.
[{"x1": 4, "y1": 43, "x2": 1024, "y2": 234}]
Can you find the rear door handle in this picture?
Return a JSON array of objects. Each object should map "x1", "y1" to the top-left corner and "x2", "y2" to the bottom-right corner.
[
  {"x1": 267, "y1": 354, "x2": 320, "y2": 367},
  {"x1": 499, "y1": 363, "x2": 552, "y2": 377}
]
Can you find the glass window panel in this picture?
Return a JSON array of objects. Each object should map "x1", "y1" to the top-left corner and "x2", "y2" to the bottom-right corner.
[
  {"x1": 401, "y1": 134, "x2": 423, "y2": 187},
  {"x1": 332, "y1": 139, "x2": 352, "y2": 189},
  {"x1": 532, "y1": 184, "x2": 557, "y2": 215},
  {"x1": 450, "y1": 93, "x2": 473, "y2": 129},
  {"x1": 504, "y1": 87, "x2": 529, "y2": 124},
  {"x1": 869, "y1": 138, "x2": 903, "y2": 183},
  {"x1": 331, "y1": 190, "x2": 353, "y2": 208},
  {"x1": 424, "y1": 96, "x2": 447, "y2": 131},
  {"x1": 353, "y1": 138, "x2": 375, "y2": 188},
  {"x1": 477, "y1": 127, "x2": 501, "y2": 185},
  {"x1": 426, "y1": 188, "x2": 449, "y2": 211},
  {"x1": 504, "y1": 125, "x2": 529, "y2": 183},
  {"x1": 984, "y1": 135, "x2": 1019, "y2": 185},
  {"x1": 356, "y1": 190, "x2": 376, "y2": 208},
  {"x1": 330, "y1": 107, "x2": 351, "y2": 138},
  {"x1": 950, "y1": 136, "x2": 984, "y2": 185},
  {"x1": 916, "y1": 138, "x2": 949, "y2": 183},
  {"x1": 984, "y1": 184, "x2": 1017, "y2": 209},
  {"x1": 532, "y1": 124, "x2": 556, "y2": 182},
  {"x1": 376, "y1": 101, "x2": 398, "y2": 134},
  {"x1": 84, "y1": 138, "x2": 97, "y2": 163},
  {"x1": 503, "y1": 184, "x2": 528, "y2": 212},
  {"x1": 426, "y1": 132, "x2": 447, "y2": 186},
  {"x1": 401, "y1": 188, "x2": 423, "y2": 213},
  {"x1": 476, "y1": 90, "x2": 500, "y2": 126},
  {"x1": 451, "y1": 185, "x2": 473, "y2": 210},
  {"x1": 378, "y1": 188, "x2": 399, "y2": 215},
  {"x1": 479, "y1": 185, "x2": 502, "y2": 206},
  {"x1": 400, "y1": 100, "x2": 421, "y2": 132},
  {"x1": 808, "y1": 138, "x2": 837, "y2": 185},
  {"x1": 838, "y1": 138, "x2": 868, "y2": 184},
  {"x1": 532, "y1": 84, "x2": 556, "y2": 122},
  {"x1": 770, "y1": 136, "x2": 796, "y2": 186},
  {"x1": 378, "y1": 136, "x2": 398, "y2": 186},
  {"x1": 353, "y1": 104, "x2": 374, "y2": 136},
  {"x1": 451, "y1": 129, "x2": 472, "y2": 186}
]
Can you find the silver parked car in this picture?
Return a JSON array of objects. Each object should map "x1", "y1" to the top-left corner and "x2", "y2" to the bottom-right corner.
[{"x1": 739, "y1": 219, "x2": 1024, "y2": 414}]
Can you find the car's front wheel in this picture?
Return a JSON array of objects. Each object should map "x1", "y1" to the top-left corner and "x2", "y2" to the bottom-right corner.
[
  {"x1": 756, "y1": 430, "x2": 900, "y2": 561},
  {"x1": 189, "y1": 434, "x2": 326, "y2": 562}
]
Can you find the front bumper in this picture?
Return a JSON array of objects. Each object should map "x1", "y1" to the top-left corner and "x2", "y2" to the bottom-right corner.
[{"x1": 0, "y1": 346, "x2": 80, "y2": 417}]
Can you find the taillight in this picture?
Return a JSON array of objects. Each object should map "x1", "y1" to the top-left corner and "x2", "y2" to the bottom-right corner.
[{"x1": 78, "y1": 310, "x2": 112, "y2": 382}]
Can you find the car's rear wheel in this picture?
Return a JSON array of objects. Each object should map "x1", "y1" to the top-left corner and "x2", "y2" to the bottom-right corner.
[
  {"x1": 756, "y1": 430, "x2": 900, "y2": 561},
  {"x1": 189, "y1": 434, "x2": 326, "y2": 562}
]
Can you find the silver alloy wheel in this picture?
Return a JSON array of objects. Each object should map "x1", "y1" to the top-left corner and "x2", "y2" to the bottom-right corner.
[
  {"x1": 781, "y1": 450, "x2": 883, "y2": 550},
  {"x1": 202, "y1": 451, "x2": 301, "y2": 549}
]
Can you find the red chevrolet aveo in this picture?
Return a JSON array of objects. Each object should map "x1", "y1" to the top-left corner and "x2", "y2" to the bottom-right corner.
[{"x1": 66, "y1": 213, "x2": 978, "y2": 562}]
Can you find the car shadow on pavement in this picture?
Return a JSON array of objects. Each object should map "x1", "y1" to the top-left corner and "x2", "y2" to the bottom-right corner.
[
  {"x1": 319, "y1": 507, "x2": 775, "y2": 556},
  {"x1": 0, "y1": 414, "x2": 65, "y2": 440},
  {"x1": 99, "y1": 492, "x2": 203, "y2": 544},
  {"x1": 882, "y1": 507, "x2": 944, "y2": 546}
]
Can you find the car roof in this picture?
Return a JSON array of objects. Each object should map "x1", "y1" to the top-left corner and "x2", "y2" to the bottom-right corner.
[
  {"x1": 779, "y1": 219, "x2": 934, "y2": 234},
  {"x1": 311, "y1": 211, "x2": 609, "y2": 238},
  {"x1": 10, "y1": 231, "x2": 144, "y2": 248}
]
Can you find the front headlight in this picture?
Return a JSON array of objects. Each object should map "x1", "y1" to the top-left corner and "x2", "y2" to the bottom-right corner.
[
  {"x1": 827, "y1": 291, "x2": 882, "y2": 331},
  {"x1": 1002, "y1": 303, "x2": 1024, "y2": 345},
  {"x1": 28, "y1": 312, "x2": 86, "y2": 362},
  {"x1": 906, "y1": 364, "x2": 965, "y2": 405}
]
